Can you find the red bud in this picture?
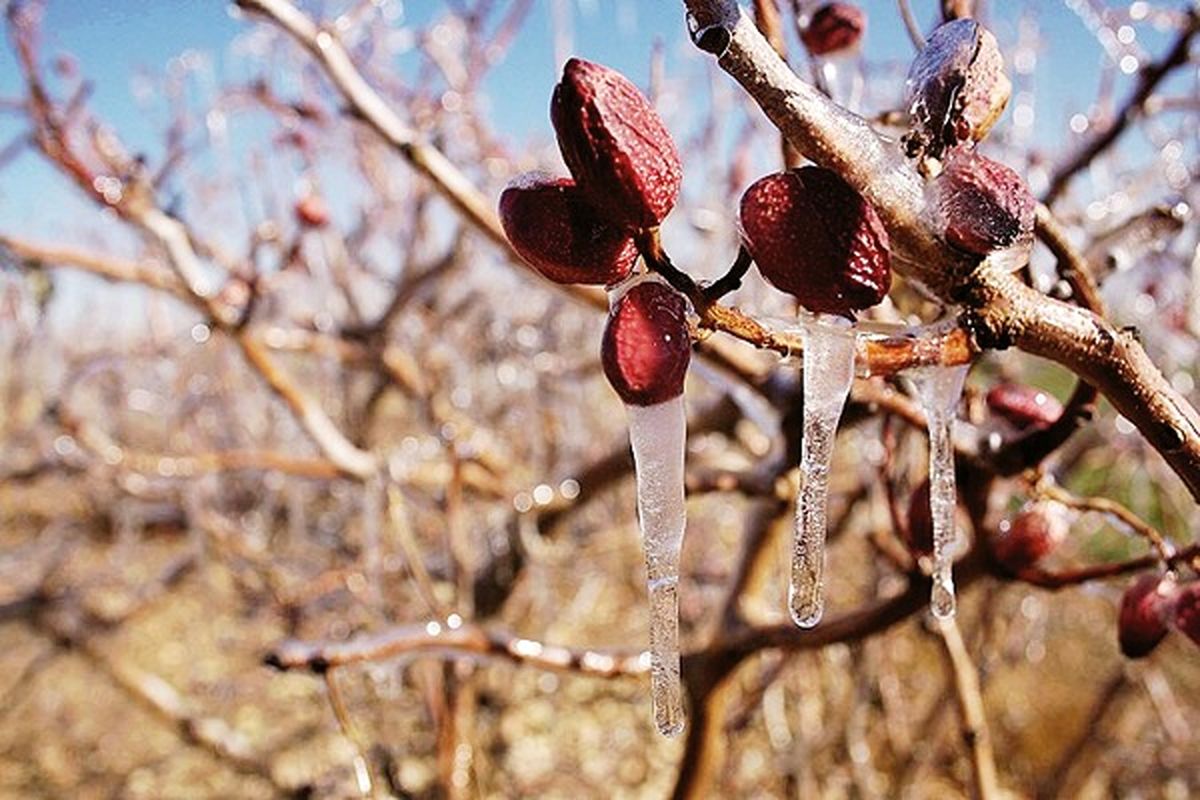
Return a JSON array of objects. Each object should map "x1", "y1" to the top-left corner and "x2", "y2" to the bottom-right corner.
[
  {"x1": 986, "y1": 384, "x2": 1064, "y2": 431},
  {"x1": 551, "y1": 58, "x2": 682, "y2": 231},
  {"x1": 602, "y1": 281, "x2": 691, "y2": 406},
  {"x1": 905, "y1": 19, "x2": 1010, "y2": 157},
  {"x1": 933, "y1": 150, "x2": 1034, "y2": 260},
  {"x1": 499, "y1": 175, "x2": 639, "y2": 286},
  {"x1": 1118, "y1": 573, "x2": 1174, "y2": 659},
  {"x1": 1172, "y1": 582, "x2": 1200, "y2": 648},
  {"x1": 801, "y1": 4, "x2": 866, "y2": 57},
  {"x1": 740, "y1": 166, "x2": 891, "y2": 316},
  {"x1": 988, "y1": 503, "x2": 1067, "y2": 573},
  {"x1": 295, "y1": 194, "x2": 329, "y2": 228}
]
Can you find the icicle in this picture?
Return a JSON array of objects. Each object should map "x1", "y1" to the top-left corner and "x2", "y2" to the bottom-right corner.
[
  {"x1": 626, "y1": 396, "x2": 687, "y2": 737},
  {"x1": 909, "y1": 365, "x2": 969, "y2": 618},
  {"x1": 790, "y1": 314, "x2": 856, "y2": 628}
]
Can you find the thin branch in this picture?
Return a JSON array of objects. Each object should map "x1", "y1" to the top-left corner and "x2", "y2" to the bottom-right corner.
[
  {"x1": 935, "y1": 616, "x2": 1000, "y2": 800},
  {"x1": 897, "y1": 0, "x2": 926, "y2": 50},
  {"x1": 1035, "y1": 482, "x2": 1177, "y2": 561},
  {"x1": 1042, "y1": 11, "x2": 1200, "y2": 205},
  {"x1": 264, "y1": 621, "x2": 649, "y2": 678}
]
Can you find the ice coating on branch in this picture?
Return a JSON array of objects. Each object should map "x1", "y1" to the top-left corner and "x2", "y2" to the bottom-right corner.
[
  {"x1": 909, "y1": 364, "x2": 969, "y2": 618},
  {"x1": 790, "y1": 314, "x2": 856, "y2": 627},
  {"x1": 626, "y1": 396, "x2": 688, "y2": 736}
]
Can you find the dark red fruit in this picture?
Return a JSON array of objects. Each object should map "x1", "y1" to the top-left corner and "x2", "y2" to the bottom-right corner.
[
  {"x1": 905, "y1": 19, "x2": 1010, "y2": 157},
  {"x1": 551, "y1": 58, "x2": 682, "y2": 231},
  {"x1": 801, "y1": 3, "x2": 866, "y2": 56},
  {"x1": 499, "y1": 175, "x2": 639, "y2": 286},
  {"x1": 1172, "y1": 582, "x2": 1200, "y2": 647},
  {"x1": 1118, "y1": 573, "x2": 1174, "y2": 659},
  {"x1": 904, "y1": 479, "x2": 933, "y2": 557},
  {"x1": 601, "y1": 281, "x2": 691, "y2": 406},
  {"x1": 933, "y1": 150, "x2": 1034, "y2": 258},
  {"x1": 986, "y1": 384, "x2": 1064, "y2": 431},
  {"x1": 739, "y1": 166, "x2": 891, "y2": 316},
  {"x1": 988, "y1": 504, "x2": 1066, "y2": 573},
  {"x1": 295, "y1": 194, "x2": 329, "y2": 228}
]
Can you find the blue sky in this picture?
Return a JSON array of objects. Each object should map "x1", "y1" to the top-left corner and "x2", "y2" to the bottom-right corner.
[{"x1": 0, "y1": 1, "x2": 1192, "y2": 241}]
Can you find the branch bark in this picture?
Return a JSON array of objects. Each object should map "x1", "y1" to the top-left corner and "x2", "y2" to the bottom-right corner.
[{"x1": 679, "y1": 0, "x2": 1200, "y2": 503}]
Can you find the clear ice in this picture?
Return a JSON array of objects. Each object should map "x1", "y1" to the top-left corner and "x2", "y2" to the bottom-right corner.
[
  {"x1": 790, "y1": 315, "x2": 856, "y2": 628},
  {"x1": 627, "y1": 396, "x2": 688, "y2": 737},
  {"x1": 909, "y1": 365, "x2": 969, "y2": 618}
]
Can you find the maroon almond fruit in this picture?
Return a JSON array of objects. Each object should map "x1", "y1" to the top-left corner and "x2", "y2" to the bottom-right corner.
[
  {"x1": 551, "y1": 58, "x2": 682, "y2": 231},
  {"x1": 986, "y1": 383, "x2": 1064, "y2": 431},
  {"x1": 739, "y1": 166, "x2": 891, "y2": 316},
  {"x1": 932, "y1": 150, "x2": 1034, "y2": 260},
  {"x1": 295, "y1": 194, "x2": 329, "y2": 228},
  {"x1": 1172, "y1": 582, "x2": 1200, "y2": 648},
  {"x1": 904, "y1": 478, "x2": 934, "y2": 557},
  {"x1": 602, "y1": 281, "x2": 691, "y2": 406},
  {"x1": 499, "y1": 174, "x2": 639, "y2": 286},
  {"x1": 1118, "y1": 573, "x2": 1175, "y2": 659},
  {"x1": 987, "y1": 503, "x2": 1068, "y2": 574},
  {"x1": 800, "y1": 3, "x2": 866, "y2": 57},
  {"x1": 905, "y1": 18, "x2": 1010, "y2": 158}
]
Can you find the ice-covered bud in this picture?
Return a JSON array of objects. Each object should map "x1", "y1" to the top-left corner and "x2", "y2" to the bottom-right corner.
[
  {"x1": 800, "y1": 3, "x2": 865, "y2": 57},
  {"x1": 930, "y1": 150, "x2": 1034, "y2": 266},
  {"x1": 551, "y1": 58, "x2": 682, "y2": 231},
  {"x1": 904, "y1": 478, "x2": 934, "y2": 557},
  {"x1": 986, "y1": 383, "x2": 1064, "y2": 431},
  {"x1": 295, "y1": 194, "x2": 329, "y2": 228},
  {"x1": 499, "y1": 174, "x2": 639, "y2": 286},
  {"x1": 1172, "y1": 582, "x2": 1200, "y2": 648},
  {"x1": 602, "y1": 281, "x2": 691, "y2": 406},
  {"x1": 1118, "y1": 573, "x2": 1175, "y2": 659},
  {"x1": 905, "y1": 19, "x2": 1011, "y2": 158},
  {"x1": 739, "y1": 166, "x2": 891, "y2": 316},
  {"x1": 988, "y1": 503, "x2": 1068, "y2": 573}
]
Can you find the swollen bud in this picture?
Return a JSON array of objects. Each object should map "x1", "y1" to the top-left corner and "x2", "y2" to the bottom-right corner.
[
  {"x1": 739, "y1": 166, "x2": 891, "y2": 316},
  {"x1": 800, "y1": 3, "x2": 866, "y2": 57},
  {"x1": 987, "y1": 503, "x2": 1068, "y2": 573},
  {"x1": 1118, "y1": 573, "x2": 1175, "y2": 659},
  {"x1": 499, "y1": 174, "x2": 639, "y2": 286},
  {"x1": 602, "y1": 281, "x2": 691, "y2": 406},
  {"x1": 1172, "y1": 582, "x2": 1200, "y2": 648},
  {"x1": 552, "y1": 58, "x2": 682, "y2": 231},
  {"x1": 986, "y1": 383, "x2": 1064, "y2": 431},
  {"x1": 295, "y1": 194, "x2": 329, "y2": 228},
  {"x1": 905, "y1": 19, "x2": 1010, "y2": 159},
  {"x1": 930, "y1": 150, "x2": 1034, "y2": 267}
]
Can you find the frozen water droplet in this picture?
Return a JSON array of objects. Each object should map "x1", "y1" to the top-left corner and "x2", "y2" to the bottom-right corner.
[
  {"x1": 627, "y1": 396, "x2": 688, "y2": 736},
  {"x1": 909, "y1": 364, "x2": 969, "y2": 619},
  {"x1": 790, "y1": 315, "x2": 856, "y2": 628}
]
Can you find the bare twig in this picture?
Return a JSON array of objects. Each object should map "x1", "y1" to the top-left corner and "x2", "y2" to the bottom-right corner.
[
  {"x1": 935, "y1": 616, "x2": 999, "y2": 799},
  {"x1": 264, "y1": 621, "x2": 648, "y2": 678},
  {"x1": 1042, "y1": 11, "x2": 1200, "y2": 204}
]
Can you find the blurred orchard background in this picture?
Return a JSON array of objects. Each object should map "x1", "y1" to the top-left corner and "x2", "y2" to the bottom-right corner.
[{"x1": 0, "y1": 0, "x2": 1199, "y2": 798}]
